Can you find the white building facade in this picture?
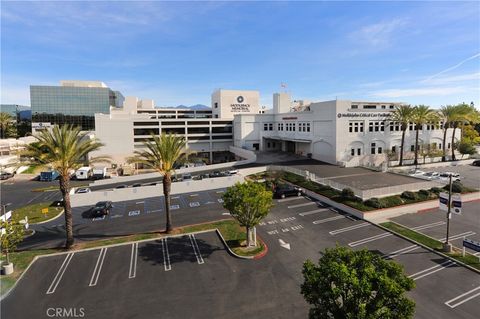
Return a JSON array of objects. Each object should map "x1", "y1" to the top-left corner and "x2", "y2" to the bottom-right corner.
[
  {"x1": 234, "y1": 98, "x2": 458, "y2": 167},
  {"x1": 92, "y1": 91, "x2": 262, "y2": 165}
]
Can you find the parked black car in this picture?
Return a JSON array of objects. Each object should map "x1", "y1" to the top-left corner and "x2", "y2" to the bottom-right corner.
[
  {"x1": 472, "y1": 160, "x2": 480, "y2": 167},
  {"x1": 91, "y1": 201, "x2": 113, "y2": 217},
  {"x1": 209, "y1": 171, "x2": 222, "y2": 178},
  {"x1": 274, "y1": 185, "x2": 303, "y2": 199}
]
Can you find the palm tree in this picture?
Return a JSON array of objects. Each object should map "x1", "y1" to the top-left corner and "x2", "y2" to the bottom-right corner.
[
  {"x1": 0, "y1": 112, "x2": 13, "y2": 139},
  {"x1": 411, "y1": 105, "x2": 437, "y2": 165},
  {"x1": 439, "y1": 105, "x2": 455, "y2": 161},
  {"x1": 391, "y1": 105, "x2": 413, "y2": 166},
  {"x1": 128, "y1": 133, "x2": 186, "y2": 233},
  {"x1": 450, "y1": 104, "x2": 479, "y2": 161},
  {"x1": 23, "y1": 125, "x2": 108, "y2": 249}
]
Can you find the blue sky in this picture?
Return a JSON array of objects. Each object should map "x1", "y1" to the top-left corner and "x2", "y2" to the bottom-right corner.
[{"x1": 1, "y1": 1, "x2": 479, "y2": 108}]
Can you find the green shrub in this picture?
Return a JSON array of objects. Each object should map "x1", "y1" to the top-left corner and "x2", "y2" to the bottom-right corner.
[
  {"x1": 401, "y1": 191, "x2": 418, "y2": 200},
  {"x1": 381, "y1": 196, "x2": 404, "y2": 207},
  {"x1": 364, "y1": 198, "x2": 386, "y2": 209},
  {"x1": 444, "y1": 181, "x2": 465, "y2": 193},
  {"x1": 430, "y1": 187, "x2": 443, "y2": 195},
  {"x1": 418, "y1": 189, "x2": 431, "y2": 199},
  {"x1": 341, "y1": 188, "x2": 355, "y2": 199}
]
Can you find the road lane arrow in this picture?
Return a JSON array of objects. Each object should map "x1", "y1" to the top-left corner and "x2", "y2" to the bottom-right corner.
[{"x1": 279, "y1": 239, "x2": 291, "y2": 250}]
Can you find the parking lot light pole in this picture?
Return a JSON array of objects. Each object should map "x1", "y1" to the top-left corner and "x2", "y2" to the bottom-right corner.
[{"x1": 443, "y1": 174, "x2": 453, "y2": 253}]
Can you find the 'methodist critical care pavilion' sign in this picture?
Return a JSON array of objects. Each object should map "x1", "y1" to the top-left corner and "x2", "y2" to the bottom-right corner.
[
  {"x1": 337, "y1": 112, "x2": 392, "y2": 118},
  {"x1": 230, "y1": 96, "x2": 251, "y2": 112}
]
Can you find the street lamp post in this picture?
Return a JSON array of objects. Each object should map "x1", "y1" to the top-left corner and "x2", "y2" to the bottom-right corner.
[{"x1": 443, "y1": 175, "x2": 453, "y2": 253}]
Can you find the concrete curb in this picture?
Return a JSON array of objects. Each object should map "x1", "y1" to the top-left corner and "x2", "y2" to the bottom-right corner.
[
  {"x1": 376, "y1": 222, "x2": 480, "y2": 275},
  {"x1": 215, "y1": 229, "x2": 253, "y2": 260},
  {"x1": 33, "y1": 209, "x2": 64, "y2": 225}
]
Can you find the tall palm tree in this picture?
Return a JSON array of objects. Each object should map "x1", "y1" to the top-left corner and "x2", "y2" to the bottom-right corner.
[
  {"x1": 439, "y1": 105, "x2": 455, "y2": 162},
  {"x1": 128, "y1": 133, "x2": 186, "y2": 233},
  {"x1": 0, "y1": 112, "x2": 13, "y2": 139},
  {"x1": 450, "y1": 104, "x2": 479, "y2": 161},
  {"x1": 391, "y1": 105, "x2": 413, "y2": 166},
  {"x1": 411, "y1": 105, "x2": 437, "y2": 165},
  {"x1": 23, "y1": 125, "x2": 108, "y2": 249}
]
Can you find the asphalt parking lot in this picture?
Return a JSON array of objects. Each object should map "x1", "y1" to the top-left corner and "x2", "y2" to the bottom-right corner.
[
  {"x1": 6, "y1": 192, "x2": 480, "y2": 318},
  {"x1": 22, "y1": 189, "x2": 230, "y2": 249},
  {"x1": 390, "y1": 200, "x2": 480, "y2": 256},
  {"x1": 2, "y1": 231, "x2": 306, "y2": 319}
]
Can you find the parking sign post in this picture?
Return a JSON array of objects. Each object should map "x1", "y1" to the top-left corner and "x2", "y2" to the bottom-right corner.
[{"x1": 443, "y1": 175, "x2": 453, "y2": 253}]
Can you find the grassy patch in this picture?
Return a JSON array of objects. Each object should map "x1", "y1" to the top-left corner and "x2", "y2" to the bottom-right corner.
[
  {"x1": 0, "y1": 248, "x2": 56, "y2": 296},
  {"x1": 381, "y1": 222, "x2": 442, "y2": 249},
  {"x1": 79, "y1": 233, "x2": 161, "y2": 249},
  {"x1": 31, "y1": 186, "x2": 59, "y2": 192},
  {"x1": 381, "y1": 222, "x2": 480, "y2": 271},
  {"x1": 20, "y1": 165, "x2": 43, "y2": 175},
  {"x1": 12, "y1": 202, "x2": 63, "y2": 224}
]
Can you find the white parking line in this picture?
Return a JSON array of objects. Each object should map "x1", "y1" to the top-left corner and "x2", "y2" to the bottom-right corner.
[
  {"x1": 161, "y1": 238, "x2": 171, "y2": 271},
  {"x1": 135, "y1": 201, "x2": 145, "y2": 204},
  {"x1": 408, "y1": 260, "x2": 456, "y2": 281},
  {"x1": 147, "y1": 209, "x2": 162, "y2": 213},
  {"x1": 89, "y1": 248, "x2": 108, "y2": 286},
  {"x1": 329, "y1": 223, "x2": 370, "y2": 235},
  {"x1": 411, "y1": 221, "x2": 446, "y2": 231},
  {"x1": 299, "y1": 208, "x2": 330, "y2": 216},
  {"x1": 128, "y1": 243, "x2": 138, "y2": 279},
  {"x1": 312, "y1": 215, "x2": 344, "y2": 224},
  {"x1": 445, "y1": 286, "x2": 480, "y2": 309},
  {"x1": 348, "y1": 232, "x2": 392, "y2": 247},
  {"x1": 383, "y1": 245, "x2": 419, "y2": 259},
  {"x1": 46, "y1": 253, "x2": 74, "y2": 294},
  {"x1": 189, "y1": 234, "x2": 204, "y2": 264},
  {"x1": 277, "y1": 197, "x2": 304, "y2": 203},
  {"x1": 439, "y1": 231, "x2": 476, "y2": 242},
  {"x1": 288, "y1": 202, "x2": 316, "y2": 209}
]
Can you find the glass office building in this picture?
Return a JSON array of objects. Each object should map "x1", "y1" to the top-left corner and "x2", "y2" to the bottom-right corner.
[{"x1": 30, "y1": 81, "x2": 124, "y2": 131}]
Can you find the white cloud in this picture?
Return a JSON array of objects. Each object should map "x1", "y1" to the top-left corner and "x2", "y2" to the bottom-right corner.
[
  {"x1": 351, "y1": 18, "x2": 408, "y2": 48},
  {"x1": 423, "y1": 72, "x2": 480, "y2": 85},
  {"x1": 370, "y1": 86, "x2": 471, "y2": 98},
  {"x1": 424, "y1": 53, "x2": 480, "y2": 81}
]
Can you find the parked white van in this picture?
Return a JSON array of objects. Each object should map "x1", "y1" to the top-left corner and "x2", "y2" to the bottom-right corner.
[{"x1": 75, "y1": 167, "x2": 92, "y2": 180}]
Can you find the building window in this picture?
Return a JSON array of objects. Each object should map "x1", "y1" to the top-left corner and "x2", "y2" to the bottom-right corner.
[
  {"x1": 389, "y1": 105, "x2": 394, "y2": 109},
  {"x1": 277, "y1": 123, "x2": 281, "y2": 131},
  {"x1": 351, "y1": 105, "x2": 358, "y2": 109},
  {"x1": 381, "y1": 105, "x2": 386, "y2": 109},
  {"x1": 371, "y1": 143, "x2": 376, "y2": 155},
  {"x1": 411, "y1": 145, "x2": 415, "y2": 152},
  {"x1": 378, "y1": 147, "x2": 383, "y2": 154},
  {"x1": 214, "y1": 102, "x2": 218, "y2": 108},
  {"x1": 264, "y1": 123, "x2": 268, "y2": 131},
  {"x1": 363, "y1": 105, "x2": 376, "y2": 109},
  {"x1": 349, "y1": 123, "x2": 353, "y2": 132},
  {"x1": 448, "y1": 143, "x2": 451, "y2": 149},
  {"x1": 134, "y1": 128, "x2": 159, "y2": 135},
  {"x1": 292, "y1": 123, "x2": 296, "y2": 131},
  {"x1": 438, "y1": 143, "x2": 442, "y2": 149},
  {"x1": 267, "y1": 142, "x2": 271, "y2": 148},
  {"x1": 409, "y1": 122, "x2": 414, "y2": 130},
  {"x1": 357, "y1": 148, "x2": 361, "y2": 156},
  {"x1": 306, "y1": 123, "x2": 310, "y2": 132},
  {"x1": 351, "y1": 149, "x2": 355, "y2": 156},
  {"x1": 392, "y1": 146, "x2": 396, "y2": 153},
  {"x1": 269, "y1": 123, "x2": 273, "y2": 131},
  {"x1": 134, "y1": 121, "x2": 159, "y2": 126}
]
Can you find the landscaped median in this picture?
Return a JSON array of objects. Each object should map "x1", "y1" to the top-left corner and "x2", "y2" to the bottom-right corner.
[
  {"x1": 0, "y1": 219, "x2": 267, "y2": 297},
  {"x1": 12, "y1": 202, "x2": 63, "y2": 224},
  {"x1": 381, "y1": 221, "x2": 480, "y2": 272}
]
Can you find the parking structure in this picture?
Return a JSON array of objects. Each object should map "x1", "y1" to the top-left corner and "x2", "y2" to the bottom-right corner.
[{"x1": 6, "y1": 190, "x2": 480, "y2": 318}]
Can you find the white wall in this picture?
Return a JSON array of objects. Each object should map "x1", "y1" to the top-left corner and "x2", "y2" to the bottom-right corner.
[{"x1": 211, "y1": 90, "x2": 260, "y2": 119}]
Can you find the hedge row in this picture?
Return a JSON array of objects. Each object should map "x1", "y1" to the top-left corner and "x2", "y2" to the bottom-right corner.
[{"x1": 279, "y1": 171, "x2": 474, "y2": 212}]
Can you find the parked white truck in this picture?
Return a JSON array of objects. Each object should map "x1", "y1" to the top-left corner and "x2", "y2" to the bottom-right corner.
[
  {"x1": 92, "y1": 167, "x2": 108, "y2": 180},
  {"x1": 75, "y1": 167, "x2": 93, "y2": 180}
]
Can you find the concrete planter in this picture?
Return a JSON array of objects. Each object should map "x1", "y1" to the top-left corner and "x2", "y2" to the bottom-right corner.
[{"x1": 2, "y1": 262, "x2": 14, "y2": 275}]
